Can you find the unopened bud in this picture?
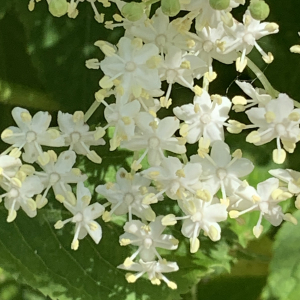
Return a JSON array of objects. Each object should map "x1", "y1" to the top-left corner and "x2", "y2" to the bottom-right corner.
[
  {"x1": 121, "y1": 2, "x2": 145, "y2": 22},
  {"x1": 209, "y1": 0, "x2": 230, "y2": 11},
  {"x1": 249, "y1": 0, "x2": 270, "y2": 21},
  {"x1": 49, "y1": 0, "x2": 68, "y2": 17},
  {"x1": 161, "y1": 0, "x2": 181, "y2": 17}
]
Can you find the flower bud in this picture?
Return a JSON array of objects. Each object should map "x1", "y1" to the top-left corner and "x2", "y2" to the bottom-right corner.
[
  {"x1": 121, "y1": 2, "x2": 145, "y2": 22},
  {"x1": 209, "y1": 0, "x2": 230, "y2": 11},
  {"x1": 161, "y1": 0, "x2": 181, "y2": 17},
  {"x1": 249, "y1": 0, "x2": 270, "y2": 21},
  {"x1": 48, "y1": 0, "x2": 68, "y2": 17}
]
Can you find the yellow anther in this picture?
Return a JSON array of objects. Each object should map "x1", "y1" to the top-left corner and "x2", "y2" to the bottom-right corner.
[
  {"x1": 167, "y1": 281, "x2": 177, "y2": 290},
  {"x1": 290, "y1": 45, "x2": 300, "y2": 54},
  {"x1": 148, "y1": 171, "x2": 160, "y2": 179},
  {"x1": 131, "y1": 38, "x2": 143, "y2": 49},
  {"x1": 190, "y1": 237, "x2": 200, "y2": 253},
  {"x1": 85, "y1": 58, "x2": 100, "y2": 69},
  {"x1": 252, "y1": 195, "x2": 261, "y2": 202},
  {"x1": 131, "y1": 160, "x2": 142, "y2": 171},
  {"x1": 102, "y1": 211, "x2": 111, "y2": 222},
  {"x1": 20, "y1": 112, "x2": 32, "y2": 123},
  {"x1": 7, "y1": 209, "x2": 17, "y2": 223},
  {"x1": 151, "y1": 278, "x2": 161, "y2": 285},
  {"x1": 216, "y1": 40, "x2": 226, "y2": 51},
  {"x1": 204, "y1": 71, "x2": 217, "y2": 82},
  {"x1": 246, "y1": 131, "x2": 261, "y2": 143},
  {"x1": 36, "y1": 194, "x2": 48, "y2": 209},
  {"x1": 104, "y1": 21, "x2": 114, "y2": 30},
  {"x1": 149, "y1": 120, "x2": 158, "y2": 129},
  {"x1": 113, "y1": 13, "x2": 123, "y2": 22},
  {"x1": 272, "y1": 149, "x2": 286, "y2": 164},
  {"x1": 227, "y1": 120, "x2": 246, "y2": 134},
  {"x1": 99, "y1": 76, "x2": 114, "y2": 89},
  {"x1": 262, "y1": 52, "x2": 274, "y2": 64},
  {"x1": 99, "y1": 43, "x2": 116, "y2": 57},
  {"x1": 295, "y1": 195, "x2": 300, "y2": 210},
  {"x1": 89, "y1": 221, "x2": 98, "y2": 231},
  {"x1": 160, "y1": 97, "x2": 172, "y2": 109},
  {"x1": 38, "y1": 152, "x2": 50, "y2": 166},
  {"x1": 186, "y1": 39, "x2": 196, "y2": 49},
  {"x1": 28, "y1": 0, "x2": 35, "y2": 11},
  {"x1": 55, "y1": 194, "x2": 65, "y2": 203},
  {"x1": 180, "y1": 61, "x2": 191, "y2": 69},
  {"x1": 244, "y1": 14, "x2": 252, "y2": 26},
  {"x1": 121, "y1": 116, "x2": 131, "y2": 125},
  {"x1": 175, "y1": 169, "x2": 185, "y2": 178},
  {"x1": 95, "y1": 89, "x2": 107, "y2": 102},
  {"x1": 149, "y1": 110, "x2": 157, "y2": 118},
  {"x1": 196, "y1": 189, "x2": 211, "y2": 202},
  {"x1": 146, "y1": 55, "x2": 162, "y2": 69},
  {"x1": 194, "y1": 85, "x2": 203, "y2": 96},
  {"x1": 54, "y1": 220, "x2": 64, "y2": 229},
  {"x1": 47, "y1": 128, "x2": 61, "y2": 140},
  {"x1": 139, "y1": 186, "x2": 148, "y2": 195},
  {"x1": 229, "y1": 210, "x2": 240, "y2": 219},
  {"x1": 15, "y1": 171, "x2": 26, "y2": 182},
  {"x1": 253, "y1": 225, "x2": 263, "y2": 238},
  {"x1": 232, "y1": 149, "x2": 242, "y2": 159},
  {"x1": 73, "y1": 111, "x2": 84, "y2": 123},
  {"x1": 271, "y1": 188, "x2": 283, "y2": 200},
  {"x1": 236, "y1": 56, "x2": 248, "y2": 73},
  {"x1": 209, "y1": 225, "x2": 219, "y2": 241},
  {"x1": 87, "y1": 151, "x2": 102, "y2": 164},
  {"x1": 232, "y1": 96, "x2": 247, "y2": 105},
  {"x1": 1, "y1": 129, "x2": 13, "y2": 139},
  {"x1": 211, "y1": 94, "x2": 222, "y2": 105},
  {"x1": 71, "y1": 240, "x2": 79, "y2": 251},
  {"x1": 48, "y1": 150, "x2": 57, "y2": 162},
  {"x1": 9, "y1": 148, "x2": 21, "y2": 158},
  {"x1": 220, "y1": 198, "x2": 230, "y2": 207},
  {"x1": 143, "y1": 193, "x2": 157, "y2": 205},
  {"x1": 120, "y1": 238, "x2": 131, "y2": 246},
  {"x1": 194, "y1": 103, "x2": 200, "y2": 113},
  {"x1": 27, "y1": 198, "x2": 36, "y2": 211},
  {"x1": 265, "y1": 23, "x2": 279, "y2": 32},
  {"x1": 284, "y1": 213, "x2": 298, "y2": 225},
  {"x1": 180, "y1": 123, "x2": 189, "y2": 137},
  {"x1": 161, "y1": 214, "x2": 177, "y2": 226},
  {"x1": 11, "y1": 177, "x2": 22, "y2": 188},
  {"x1": 289, "y1": 112, "x2": 300, "y2": 122},
  {"x1": 66, "y1": 191, "x2": 77, "y2": 206},
  {"x1": 125, "y1": 273, "x2": 136, "y2": 283},
  {"x1": 176, "y1": 137, "x2": 187, "y2": 145}
]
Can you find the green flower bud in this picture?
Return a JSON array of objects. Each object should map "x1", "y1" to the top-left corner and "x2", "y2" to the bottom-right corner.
[
  {"x1": 48, "y1": 0, "x2": 68, "y2": 17},
  {"x1": 249, "y1": 0, "x2": 270, "y2": 21},
  {"x1": 121, "y1": 2, "x2": 145, "y2": 22},
  {"x1": 209, "y1": 0, "x2": 230, "y2": 11},
  {"x1": 161, "y1": 0, "x2": 181, "y2": 17}
]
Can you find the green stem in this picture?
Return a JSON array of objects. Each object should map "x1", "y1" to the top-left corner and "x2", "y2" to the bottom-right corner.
[
  {"x1": 181, "y1": 154, "x2": 188, "y2": 164},
  {"x1": 246, "y1": 56, "x2": 279, "y2": 99},
  {"x1": 84, "y1": 100, "x2": 101, "y2": 123}
]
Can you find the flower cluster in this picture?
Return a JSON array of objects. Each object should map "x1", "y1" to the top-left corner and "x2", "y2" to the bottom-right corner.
[{"x1": 4, "y1": 0, "x2": 298, "y2": 290}]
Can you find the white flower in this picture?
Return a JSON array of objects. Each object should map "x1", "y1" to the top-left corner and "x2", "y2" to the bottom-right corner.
[
  {"x1": 230, "y1": 178, "x2": 295, "y2": 238},
  {"x1": 1, "y1": 107, "x2": 64, "y2": 164},
  {"x1": 174, "y1": 90, "x2": 231, "y2": 144},
  {"x1": 58, "y1": 110, "x2": 105, "y2": 163},
  {"x1": 119, "y1": 217, "x2": 178, "y2": 262},
  {"x1": 99, "y1": 37, "x2": 161, "y2": 97},
  {"x1": 246, "y1": 94, "x2": 300, "y2": 164},
  {"x1": 159, "y1": 45, "x2": 206, "y2": 100},
  {"x1": 142, "y1": 156, "x2": 202, "y2": 201},
  {"x1": 118, "y1": 258, "x2": 179, "y2": 289},
  {"x1": 0, "y1": 155, "x2": 22, "y2": 183},
  {"x1": 128, "y1": 8, "x2": 190, "y2": 54},
  {"x1": 232, "y1": 80, "x2": 272, "y2": 112},
  {"x1": 2, "y1": 176, "x2": 44, "y2": 222},
  {"x1": 96, "y1": 168, "x2": 159, "y2": 222},
  {"x1": 191, "y1": 141, "x2": 254, "y2": 199},
  {"x1": 104, "y1": 99, "x2": 141, "y2": 150},
  {"x1": 54, "y1": 182, "x2": 104, "y2": 250},
  {"x1": 35, "y1": 150, "x2": 87, "y2": 206},
  {"x1": 121, "y1": 113, "x2": 186, "y2": 167},
  {"x1": 163, "y1": 193, "x2": 228, "y2": 253}
]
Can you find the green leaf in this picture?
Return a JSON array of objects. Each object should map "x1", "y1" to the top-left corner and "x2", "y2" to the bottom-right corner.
[{"x1": 261, "y1": 210, "x2": 300, "y2": 300}]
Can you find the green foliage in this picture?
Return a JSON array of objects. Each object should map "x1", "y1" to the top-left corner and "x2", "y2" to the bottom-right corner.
[{"x1": 262, "y1": 210, "x2": 300, "y2": 300}]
